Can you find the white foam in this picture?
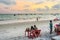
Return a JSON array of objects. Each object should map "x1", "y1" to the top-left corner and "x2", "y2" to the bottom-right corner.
[{"x1": 0, "y1": 16, "x2": 56, "y2": 25}]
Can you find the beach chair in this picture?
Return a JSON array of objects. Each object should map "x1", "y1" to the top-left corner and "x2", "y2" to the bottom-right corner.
[
  {"x1": 35, "y1": 30, "x2": 41, "y2": 37},
  {"x1": 56, "y1": 31, "x2": 60, "y2": 35},
  {"x1": 25, "y1": 28, "x2": 41, "y2": 39},
  {"x1": 56, "y1": 28, "x2": 60, "y2": 35},
  {"x1": 54, "y1": 24, "x2": 60, "y2": 35}
]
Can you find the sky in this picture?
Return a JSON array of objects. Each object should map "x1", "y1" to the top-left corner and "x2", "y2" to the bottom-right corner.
[{"x1": 0, "y1": 0, "x2": 60, "y2": 13}]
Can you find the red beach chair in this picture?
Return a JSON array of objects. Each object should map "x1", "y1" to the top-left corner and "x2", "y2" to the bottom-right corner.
[
  {"x1": 57, "y1": 31, "x2": 60, "y2": 35},
  {"x1": 35, "y1": 30, "x2": 41, "y2": 37},
  {"x1": 25, "y1": 28, "x2": 41, "y2": 39}
]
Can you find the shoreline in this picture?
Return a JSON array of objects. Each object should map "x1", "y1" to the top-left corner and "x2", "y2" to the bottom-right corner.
[
  {"x1": 0, "y1": 20, "x2": 60, "y2": 40},
  {"x1": 0, "y1": 18, "x2": 55, "y2": 25}
]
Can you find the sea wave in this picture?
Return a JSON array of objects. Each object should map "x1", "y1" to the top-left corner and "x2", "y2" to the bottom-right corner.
[
  {"x1": 0, "y1": 18, "x2": 36, "y2": 25},
  {"x1": 0, "y1": 17, "x2": 56, "y2": 25}
]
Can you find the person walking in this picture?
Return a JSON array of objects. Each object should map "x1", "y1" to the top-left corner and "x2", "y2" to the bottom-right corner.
[{"x1": 49, "y1": 20, "x2": 53, "y2": 34}]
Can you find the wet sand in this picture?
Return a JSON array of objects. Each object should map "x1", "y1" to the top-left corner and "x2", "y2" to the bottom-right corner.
[{"x1": 0, "y1": 21, "x2": 60, "y2": 40}]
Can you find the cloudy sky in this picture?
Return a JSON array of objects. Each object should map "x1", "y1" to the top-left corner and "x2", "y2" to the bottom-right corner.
[{"x1": 0, "y1": 0, "x2": 60, "y2": 13}]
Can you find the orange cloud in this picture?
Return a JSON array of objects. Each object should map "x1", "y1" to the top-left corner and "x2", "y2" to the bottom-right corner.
[
  {"x1": 10, "y1": 0, "x2": 58, "y2": 11},
  {"x1": 29, "y1": 1, "x2": 58, "y2": 10},
  {"x1": 10, "y1": 0, "x2": 34, "y2": 11}
]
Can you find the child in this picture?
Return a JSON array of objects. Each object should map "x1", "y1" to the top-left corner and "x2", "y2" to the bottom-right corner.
[{"x1": 49, "y1": 20, "x2": 53, "y2": 34}]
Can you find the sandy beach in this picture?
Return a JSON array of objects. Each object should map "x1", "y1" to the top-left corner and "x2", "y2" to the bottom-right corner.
[
  {"x1": 0, "y1": 20, "x2": 60, "y2": 40},
  {"x1": 0, "y1": 0, "x2": 60, "y2": 40}
]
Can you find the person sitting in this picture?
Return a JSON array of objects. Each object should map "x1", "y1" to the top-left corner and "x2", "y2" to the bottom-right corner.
[
  {"x1": 31, "y1": 26, "x2": 35, "y2": 30},
  {"x1": 34, "y1": 25, "x2": 38, "y2": 30},
  {"x1": 25, "y1": 27, "x2": 30, "y2": 32},
  {"x1": 34, "y1": 25, "x2": 40, "y2": 37}
]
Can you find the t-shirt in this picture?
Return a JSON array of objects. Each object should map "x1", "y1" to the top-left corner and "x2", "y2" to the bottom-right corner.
[{"x1": 50, "y1": 22, "x2": 53, "y2": 28}]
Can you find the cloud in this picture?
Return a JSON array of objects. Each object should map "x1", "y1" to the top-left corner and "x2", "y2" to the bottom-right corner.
[
  {"x1": 24, "y1": 5, "x2": 30, "y2": 8},
  {"x1": 35, "y1": 1, "x2": 44, "y2": 4},
  {"x1": 0, "y1": 0, "x2": 60, "y2": 13},
  {"x1": 4, "y1": 7, "x2": 9, "y2": 9},
  {"x1": 0, "y1": 0, "x2": 16, "y2": 5},
  {"x1": 46, "y1": 0, "x2": 60, "y2": 2},
  {"x1": 19, "y1": 0, "x2": 46, "y2": 3},
  {"x1": 36, "y1": 8, "x2": 43, "y2": 11},
  {"x1": 52, "y1": 4, "x2": 60, "y2": 9},
  {"x1": 45, "y1": 6, "x2": 49, "y2": 10}
]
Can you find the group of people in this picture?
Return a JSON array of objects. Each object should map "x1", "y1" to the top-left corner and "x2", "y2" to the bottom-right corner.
[
  {"x1": 25, "y1": 25, "x2": 40, "y2": 37},
  {"x1": 25, "y1": 25, "x2": 38, "y2": 32},
  {"x1": 31, "y1": 25, "x2": 38, "y2": 30},
  {"x1": 31, "y1": 20, "x2": 54, "y2": 34},
  {"x1": 25, "y1": 20, "x2": 53, "y2": 35}
]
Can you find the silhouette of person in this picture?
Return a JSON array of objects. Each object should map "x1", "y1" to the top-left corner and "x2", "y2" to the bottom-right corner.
[
  {"x1": 34, "y1": 25, "x2": 37, "y2": 30},
  {"x1": 31, "y1": 26, "x2": 34, "y2": 30},
  {"x1": 37, "y1": 17, "x2": 38, "y2": 21},
  {"x1": 49, "y1": 20, "x2": 53, "y2": 34}
]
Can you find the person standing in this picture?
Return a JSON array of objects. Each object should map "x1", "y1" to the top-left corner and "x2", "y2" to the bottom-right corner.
[
  {"x1": 49, "y1": 20, "x2": 53, "y2": 34},
  {"x1": 37, "y1": 17, "x2": 38, "y2": 21}
]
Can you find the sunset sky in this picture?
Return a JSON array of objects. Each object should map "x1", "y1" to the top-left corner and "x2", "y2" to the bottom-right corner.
[{"x1": 0, "y1": 0, "x2": 60, "y2": 13}]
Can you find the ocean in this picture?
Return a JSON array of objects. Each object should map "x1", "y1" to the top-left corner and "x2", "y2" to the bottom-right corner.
[
  {"x1": 0, "y1": 14, "x2": 60, "y2": 21},
  {"x1": 0, "y1": 14, "x2": 60, "y2": 40}
]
